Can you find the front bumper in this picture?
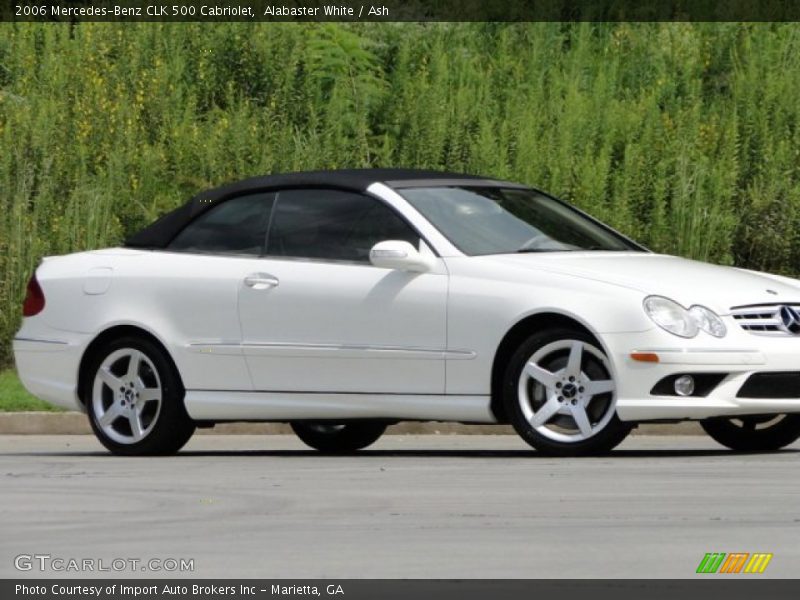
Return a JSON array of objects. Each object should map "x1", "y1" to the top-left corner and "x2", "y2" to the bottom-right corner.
[{"x1": 604, "y1": 329, "x2": 800, "y2": 422}]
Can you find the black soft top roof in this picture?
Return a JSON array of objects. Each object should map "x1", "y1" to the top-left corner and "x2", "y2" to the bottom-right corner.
[{"x1": 124, "y1": 168, "x2": 521, "y2": 249}]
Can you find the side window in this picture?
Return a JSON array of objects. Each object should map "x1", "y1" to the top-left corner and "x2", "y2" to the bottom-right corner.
[
  {"x1": 266, "y1": 189, "x2": 420, "y2": 263},
  {"x1": 168, "y1": 193, "x2": 274, "y2": 255}
]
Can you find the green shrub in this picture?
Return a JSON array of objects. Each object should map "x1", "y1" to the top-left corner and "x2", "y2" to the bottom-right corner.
[{"x1": 1, "y1": 22, "x2": 800, "y2": 366}]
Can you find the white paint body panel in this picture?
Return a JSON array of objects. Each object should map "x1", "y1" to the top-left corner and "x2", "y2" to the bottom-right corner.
[
  {"x1": 237, "y1": 256, "x2": 448, "y2": 393},
  {"x1": 13, "y1": 186, "x2": 800, "y2": 422},
  {"x1": 186, "y1": 391, "x2": 493, "y2": 422}
]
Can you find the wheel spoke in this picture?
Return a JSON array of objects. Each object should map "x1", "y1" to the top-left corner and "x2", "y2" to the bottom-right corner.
[
  {"x1": 98, "y1": 403, "x2": 123, "y2": 427},
  {"x1": 565, "y1": 341, "x2": 583, "y2": 377},
  {"x1": 98, "y1": 367, "x2": 123, "y2": 391},
  {"x1": 525, "y1": 362, "x2": 558, "y2": 388},
  {"x1": 531, "y1": 397, "x2": 561, "y2": 427},
  {"x1": 571, "y1": 404, "x2": 594, "y2": 437},
  {"x1": 584, "y1": 379, "x2": 615, "y2": 396},
  {"x1": 128, "y1": 413, "x2": 144, "y2": 441},
  {"x1": 126, "y1": 350, "x2": 142, "y2": 381},
  {"x1": 138, "y1": 388, "x2": 161, "y2": 403}
]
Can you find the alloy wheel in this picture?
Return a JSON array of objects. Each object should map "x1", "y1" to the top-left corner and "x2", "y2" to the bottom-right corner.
[
  {"x1": 517, "y1": 339, "x2": 616, "y2": 443},
  {"x1": 91, "y1": 348, "x2": 163, "y2": 445}
]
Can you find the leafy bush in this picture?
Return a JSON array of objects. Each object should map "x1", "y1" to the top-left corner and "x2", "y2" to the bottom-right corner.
[{"x1": 1, "y1": 22, "x2": 800, "y2": 365}]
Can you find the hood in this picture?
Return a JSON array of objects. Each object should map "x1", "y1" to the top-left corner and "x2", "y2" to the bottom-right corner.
[{"x1": 481, "y1": 252, "x2": 800, "y2": 314}]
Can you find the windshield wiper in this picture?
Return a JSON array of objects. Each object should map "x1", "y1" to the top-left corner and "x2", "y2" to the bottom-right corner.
[
  {"x1": 516, "y1": 248, "x2": 568, "y2": 253},
  {"x1": 516, "y1": 246, "x2": 628, "y2": 253}
]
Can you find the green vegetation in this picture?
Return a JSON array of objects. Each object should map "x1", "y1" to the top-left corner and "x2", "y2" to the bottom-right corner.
[
  {"x1": 1, "y1": 22, "x2": 800, "y2": 367},
  {"x1": 0, "y1": 369, "x2": 61, "y2": 411}
]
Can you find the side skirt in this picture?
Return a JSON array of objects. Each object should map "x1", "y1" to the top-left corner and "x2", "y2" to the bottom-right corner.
[{"x1": 184, "y1": 390, "x2": 496, "y2": 423}]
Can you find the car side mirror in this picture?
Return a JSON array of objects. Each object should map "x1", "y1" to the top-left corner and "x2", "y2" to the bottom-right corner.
[{"x1": 369, "y1": 240, "x2": 435, "y2": 273}]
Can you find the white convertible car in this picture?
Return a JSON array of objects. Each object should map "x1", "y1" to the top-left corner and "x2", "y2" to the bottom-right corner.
[{"x1": 13, "y1": 169, "x2": 800, "y2": 455}]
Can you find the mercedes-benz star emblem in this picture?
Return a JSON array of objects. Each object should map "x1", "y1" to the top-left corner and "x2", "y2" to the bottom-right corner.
[{"x1": 778, "y1": 305, "x2": 800, "y2": 334}]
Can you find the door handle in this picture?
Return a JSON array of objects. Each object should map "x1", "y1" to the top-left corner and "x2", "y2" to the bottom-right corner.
[{"x1": 244, "y1": 273, "x2": 280, "y2": 290}]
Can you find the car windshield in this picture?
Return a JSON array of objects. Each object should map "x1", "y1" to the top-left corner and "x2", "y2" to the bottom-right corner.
[{"x1": 399, "y1": 186, "x2": 642, "y2": 256}]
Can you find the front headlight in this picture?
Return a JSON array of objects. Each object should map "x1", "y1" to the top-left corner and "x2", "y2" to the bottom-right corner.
[
  {"x1": 643, "y1": 296, "x2": 699, "y2": 338},
  {"x1": 643, "y1": 296, "x2": 727, "y2": 338},
  {"x1": 688, "y1": 305, "x2": 727, "y2": 338}
]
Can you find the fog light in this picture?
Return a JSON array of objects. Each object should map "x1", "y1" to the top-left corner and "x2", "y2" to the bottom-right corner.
[{"x1": 674, "y1": 375, "x2": 695, "y2": 396}]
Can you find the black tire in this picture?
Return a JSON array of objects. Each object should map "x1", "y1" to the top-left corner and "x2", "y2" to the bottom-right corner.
[
  {"x1": 700, "y1": 414, "x2": 800, "y2": 452},
  {"x1": 291, "y1": 422, "x2": 387, "y2": 453},
  {"x1": 503, "y1": 328, "x2": 633, "y2": 456},
  {"x1": 84, "y1": 336, "x2": 195, "y2": 456}
]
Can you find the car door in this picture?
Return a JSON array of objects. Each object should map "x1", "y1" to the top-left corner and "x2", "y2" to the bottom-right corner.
[
  {"x1": 161, "y1": 191, "x2": 277, "y2": 391},
  {"x1": 237, "y1": 188, "x2": 448, "y2": 394}
]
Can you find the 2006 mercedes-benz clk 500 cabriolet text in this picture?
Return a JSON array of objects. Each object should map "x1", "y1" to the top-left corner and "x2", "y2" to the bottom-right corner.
[{"x1": 13, "y1": 169, "x2": 800, "y2": 455}]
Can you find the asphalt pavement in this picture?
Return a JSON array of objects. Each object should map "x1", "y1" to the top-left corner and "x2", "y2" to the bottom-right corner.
[{"x1": 0, "y1": 434, "x2": 798, "y2": 578}]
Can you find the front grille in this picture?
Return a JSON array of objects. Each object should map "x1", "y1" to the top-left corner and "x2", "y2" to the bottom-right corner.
[
  {"x1": 737, "y1": 372, "x2": 800, "y2": 399},
  {"x1": 730, "y1": 303, "x2": 800, "y2": 335}
]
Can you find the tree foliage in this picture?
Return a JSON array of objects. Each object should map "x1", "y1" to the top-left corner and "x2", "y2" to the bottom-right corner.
[{"x1": 1, "y1": 22, "x2": 800, "y2": 365}]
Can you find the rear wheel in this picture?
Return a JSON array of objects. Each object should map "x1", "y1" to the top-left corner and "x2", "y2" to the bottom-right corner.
[
  {"x1": 503, "y1": 328, "x2": 632, "y2": 456},
  {"x1": 701, "y1": 414, "x2": 800, "y2": 452},
  {"x1": 85, "y1": 336, "x2": 195, "y2": 455},
  {"x1": 291, "y1": 422, "x2": 387, "y2": 453}
]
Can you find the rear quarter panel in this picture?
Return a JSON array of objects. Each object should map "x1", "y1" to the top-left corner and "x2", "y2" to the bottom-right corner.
[{"x1": 29, "y1": 248, "x2": 252, "y2": 392}]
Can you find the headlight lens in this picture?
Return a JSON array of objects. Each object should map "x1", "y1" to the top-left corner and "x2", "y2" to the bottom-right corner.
[
  {"x1": 643, "y1": 296, "x2": 699, "y2": 338},
  {"x1": 643, "y1": 296, "x2": 727, "y2": 338},
  {"x1": 688, "y1": 305, "x2": 727, "y2": 338}
]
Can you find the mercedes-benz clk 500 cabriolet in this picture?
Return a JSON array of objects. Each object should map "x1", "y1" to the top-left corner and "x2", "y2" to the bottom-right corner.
[{"x1": 13, "y1": 169, "x2": 800, "y2": 455}]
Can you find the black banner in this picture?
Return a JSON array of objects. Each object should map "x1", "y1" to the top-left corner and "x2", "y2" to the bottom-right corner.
[
  {"x1": 4, "y1": 0, "x2": 800, "y2": 22},
  {"x1": 4, "y1": 580, "x2": 800, "y2": 600}
]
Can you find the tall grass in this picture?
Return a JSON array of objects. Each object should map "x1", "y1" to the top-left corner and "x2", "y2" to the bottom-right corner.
[{"x1": 1, "y1": 22, "x2": 800, "y2": 365}]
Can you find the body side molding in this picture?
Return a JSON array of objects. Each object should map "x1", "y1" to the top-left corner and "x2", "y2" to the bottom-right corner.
[{"x1": 185, "y1": 390, "x2": 495, "y2": 422}]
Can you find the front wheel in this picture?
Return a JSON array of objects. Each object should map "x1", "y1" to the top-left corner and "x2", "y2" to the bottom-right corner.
[
  {"x1": 85, "y1": 336, "x2": 195, "y2": 455},
  {"x1": 503, "y1": 329, "x2": 632, "y2": 456},
  {"x1": 701, "y1": 414, "x2": 800, "y2": 452},
  {"x1": 290, "y1": 422, "x2": 387, "y2": 453}
]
